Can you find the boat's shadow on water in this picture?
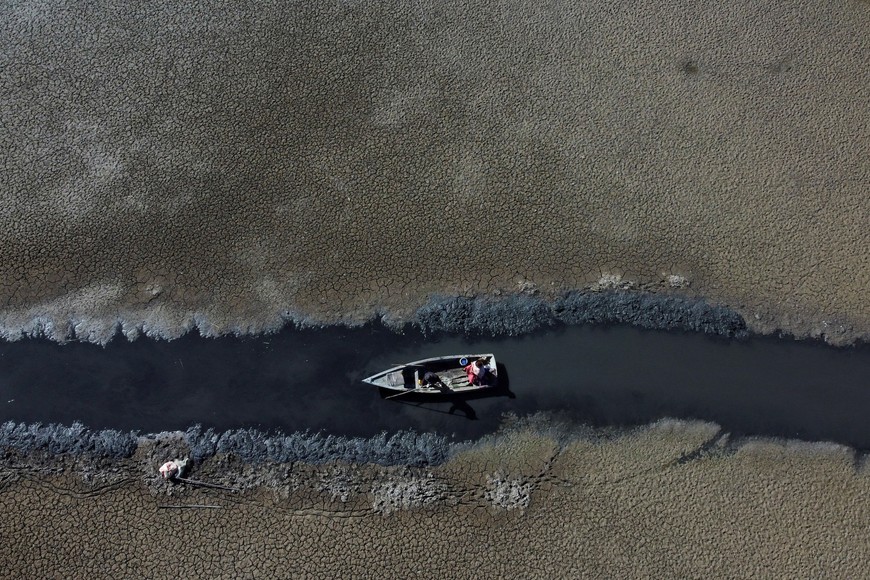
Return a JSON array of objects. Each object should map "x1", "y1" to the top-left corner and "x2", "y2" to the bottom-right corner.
[{"x1": 379, "y1": 363, "x2": 515, "y2": 421}]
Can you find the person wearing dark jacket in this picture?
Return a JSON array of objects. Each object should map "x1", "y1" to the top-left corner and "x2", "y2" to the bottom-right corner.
[{"x1": 421, "y1": 371, "x2": 447, "y2": 389}]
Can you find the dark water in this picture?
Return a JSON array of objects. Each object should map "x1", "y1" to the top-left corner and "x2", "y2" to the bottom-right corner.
[{"x1": 0, "y1": 324, "x2": 868, "y2": 447}]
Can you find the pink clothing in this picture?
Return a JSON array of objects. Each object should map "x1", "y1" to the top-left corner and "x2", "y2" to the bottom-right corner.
[
  {"x1": 464, "y1": 363, "x2": 478, "y2": 385},
  {"x1": 465, "y1": 361, "x2": 490, "y2": 385}
]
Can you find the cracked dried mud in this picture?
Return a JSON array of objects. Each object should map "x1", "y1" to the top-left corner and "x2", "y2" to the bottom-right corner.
[
  {"x1": 3, "y1": 420, "x2": 870, "y2": 578},
  {"x1": 0, "y1": 0, "x2": 867, "y2": 344}
]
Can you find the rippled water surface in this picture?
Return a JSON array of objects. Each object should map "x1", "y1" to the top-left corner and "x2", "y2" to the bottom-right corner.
[{"x1": 0, "y1": 325, "x2": 868, "y2": 447}]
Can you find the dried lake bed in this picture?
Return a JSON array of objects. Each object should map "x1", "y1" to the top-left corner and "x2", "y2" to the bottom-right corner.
[{"x1": 1, "y1": 0, "x2": 868, "y2": 347}]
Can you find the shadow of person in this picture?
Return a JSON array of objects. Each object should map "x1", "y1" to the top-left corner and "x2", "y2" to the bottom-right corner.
[
  {"x1": 434, "y1": 381, "x2": 452, "y2": 394},
  {"x1": 447, "y1": 397, "x2": 477, "y2": 420}
]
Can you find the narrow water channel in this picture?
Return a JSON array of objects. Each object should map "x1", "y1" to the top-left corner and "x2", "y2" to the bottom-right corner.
[{"x1": 0, "y1": 324, "x2": 868, "y2": 447}]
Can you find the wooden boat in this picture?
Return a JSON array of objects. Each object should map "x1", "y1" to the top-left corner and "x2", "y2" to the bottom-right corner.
[{"x1": 362, "y1": 354, "x2": 498, "y2": 394}]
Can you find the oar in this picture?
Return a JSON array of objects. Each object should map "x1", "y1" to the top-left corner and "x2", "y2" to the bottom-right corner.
[
  {"x1": 389, "y1": 398, "x2": 477, "y2": 420},
  {"x1": 385, "y1": 389, "x2": 418, "y2": 400}
]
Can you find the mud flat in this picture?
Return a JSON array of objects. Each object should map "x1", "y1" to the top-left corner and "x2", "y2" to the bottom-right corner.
[
  {"x1": 1, "y1": 0, "x2": 868, "y2": 345},
  {"x1": 1, "y1": 416, "x2": 868, "y2": 577}
]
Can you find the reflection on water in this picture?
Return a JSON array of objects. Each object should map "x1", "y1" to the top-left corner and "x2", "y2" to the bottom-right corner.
[{"x1": 0, "y1": 324, "x2": 868, "y2": 447}]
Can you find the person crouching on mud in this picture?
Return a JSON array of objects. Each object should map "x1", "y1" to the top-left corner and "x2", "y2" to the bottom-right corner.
[{"x1": 464, "y1": 357, "x2": 492, "y2": 386}]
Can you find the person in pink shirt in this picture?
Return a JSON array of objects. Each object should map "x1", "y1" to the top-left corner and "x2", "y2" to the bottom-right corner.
[{"x1": 464, "y1": 357, "x2": 492, "y2": 386}]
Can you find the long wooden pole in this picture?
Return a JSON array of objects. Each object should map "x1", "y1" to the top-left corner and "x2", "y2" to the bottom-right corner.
[
  {"x1": 385, "y1": 389, "x2": 418, "y2": 400},
  {"x1": 158, "y1": 504, "x2": 223, "y2": 509},
  {"x1": 175, "y1": 477, "x2": 239, "y2": 492}
]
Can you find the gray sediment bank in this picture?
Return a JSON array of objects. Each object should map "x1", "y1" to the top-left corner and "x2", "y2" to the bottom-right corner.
[
  {"x1": 0, "y1": 289, "x2": 748, "y2": 345},
  {"x1": 0, "y1": 421, "x2": 451, "y2": 467},
  {"x1": 411, "y1": 291, "x2": 748, "y2": 338},
  {"x1": 2, "y1": 411, "x2": 864, "y2": 474},
  {"x1": 0, "y1": 414, "x2": 597, "y2": 469}
]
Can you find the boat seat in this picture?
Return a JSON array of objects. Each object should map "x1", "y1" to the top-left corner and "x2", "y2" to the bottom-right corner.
[{"x1": 441, "y1": 368, "x2": 471, "y2": 385}]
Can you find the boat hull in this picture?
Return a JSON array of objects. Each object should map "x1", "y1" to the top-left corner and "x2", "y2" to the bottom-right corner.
[{"x1": 362, "y1": 353, "x2": 498, "y2": 394}]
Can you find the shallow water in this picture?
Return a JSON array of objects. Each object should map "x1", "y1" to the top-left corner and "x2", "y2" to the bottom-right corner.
[{"x1": 0, "y1": 324, "x2": 868, "y2": 447}]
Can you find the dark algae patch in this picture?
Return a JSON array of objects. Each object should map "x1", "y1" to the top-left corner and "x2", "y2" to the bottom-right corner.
[
  {"x1": 0, "y1": 422, "x2": 137, "y2": 459},
  {"x1": 411, "y1": 291, "x2": 748, "y2": 338},
  {"x1": 0, "y1": 422, "x2": 450, "y2": 467},
  {"x1": 183, "y1": 425, "x2": 450, "y2": 467}
]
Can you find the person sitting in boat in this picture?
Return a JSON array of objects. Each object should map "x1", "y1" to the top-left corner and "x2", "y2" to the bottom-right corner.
[
  {"x1": 421, "y1": 371, "x2": 447, "y2": 389},
  {"x1": 464, "y1": 357, "x2": 492, "y2": 386}
]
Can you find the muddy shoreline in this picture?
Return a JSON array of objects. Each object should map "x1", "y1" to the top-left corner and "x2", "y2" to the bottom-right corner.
[{"x1": 2, "y1": 417, "x2": 869, "y2": 577}]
